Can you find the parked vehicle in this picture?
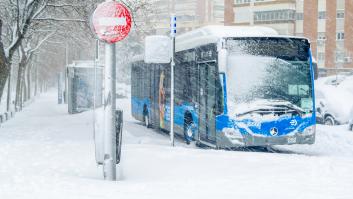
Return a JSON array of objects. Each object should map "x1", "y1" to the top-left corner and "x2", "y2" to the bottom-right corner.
[
  {"x1": 131, "y1": 26, "x2": 316, "y2": 148},
  {"x1": 315, "y1": 76, "x2": 353, "y2": 125},
  {"x1": 349, "y1": 107, "x2": 353, "y2": 131}
]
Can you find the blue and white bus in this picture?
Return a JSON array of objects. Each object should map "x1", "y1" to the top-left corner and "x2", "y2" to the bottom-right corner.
[{"x1": 131, "y1": 26, "x2": 316, "y2": 148}]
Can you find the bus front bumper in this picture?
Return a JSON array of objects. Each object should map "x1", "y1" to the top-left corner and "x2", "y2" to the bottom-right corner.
[{"x1": 217, "y1": 128, "x2": 316, "y2": 148}]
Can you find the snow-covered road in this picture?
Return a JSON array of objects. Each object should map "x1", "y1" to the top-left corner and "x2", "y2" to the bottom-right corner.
[{"x1": 1, "y1": 91, "x2": 353, "y2": 199}]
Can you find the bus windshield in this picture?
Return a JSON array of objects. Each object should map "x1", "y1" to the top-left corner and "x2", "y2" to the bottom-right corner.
[{"x1": 226, "y1": 38, "x2": 313, "y2": 118}]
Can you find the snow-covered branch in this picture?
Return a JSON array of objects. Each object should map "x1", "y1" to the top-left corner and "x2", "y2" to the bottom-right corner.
[
  {"x1": 28, "y1": 31, "x2": 55, "y2": 54},
  {"x1": 33, "y1": 17, "x2": 86, "y2": 23},
  {"x1": 47, "y1": 3, "x2": 83, "y2": 8}
]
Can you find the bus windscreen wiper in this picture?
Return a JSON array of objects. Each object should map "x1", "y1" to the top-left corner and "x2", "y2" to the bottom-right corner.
[{"x1": 235, "y1": 100, "x2": 305, "y2": 118}]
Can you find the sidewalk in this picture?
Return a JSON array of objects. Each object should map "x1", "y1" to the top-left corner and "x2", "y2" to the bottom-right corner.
[
  {"x1": 1, "y1": 91, "x2": 353, "y2": 199},
  {"x1": 0, "y1": 91, "x2": 99, "y2": 199}
]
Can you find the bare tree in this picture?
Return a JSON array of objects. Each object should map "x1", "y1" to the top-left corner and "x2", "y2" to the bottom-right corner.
[
  {"x1": 14, "y1": 31, "x2": 54, "y2": 110},
  {"x1": 0, "y1": 0, "x2": 155, "y2": 110},
  {"x1": 0, "y1": 0, "x2": 49, "y2": 102}
]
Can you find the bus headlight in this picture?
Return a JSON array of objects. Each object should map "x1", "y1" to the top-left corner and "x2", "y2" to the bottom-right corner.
[
  {"x1": 223, "y1": 128, "x2": 243, "y2": 139},
  {"x1": 302, "y1": 125, "x2": 316, "y2": 136}
]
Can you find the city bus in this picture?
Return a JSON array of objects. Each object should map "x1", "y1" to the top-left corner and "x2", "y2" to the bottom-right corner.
[{"x1": 131, "y1": 26, "x2": 316, "y2": 148}]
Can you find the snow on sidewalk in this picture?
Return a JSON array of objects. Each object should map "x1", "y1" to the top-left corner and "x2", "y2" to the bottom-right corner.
[{"x1": 0, "y1": 91, "x2": 353, "y2": 199}]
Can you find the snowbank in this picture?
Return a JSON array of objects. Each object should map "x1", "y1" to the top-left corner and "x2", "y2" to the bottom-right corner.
[
  {"x1": 1, "y1": 91, "x2": 353, "y2": 199},
  {"x1": 278, "y1": 125, "x2": 353, "y2": 156}
]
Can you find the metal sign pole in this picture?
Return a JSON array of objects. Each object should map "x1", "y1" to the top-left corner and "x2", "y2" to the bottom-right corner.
[
  {"x1": 92, "y1": 0, "x2": 131, "y2": 181},
  {"x1": 93, "y1": 39, "x2": 98, "y2": 157},
  {"x1": 64, "y1": 41, "x2": 69, "y2": 104},
  {"x1": 103, "y1": 43, "x2": 117, "y2": 180},
  {"x1": 170, "y1": 15, "x2": 176, "y2": 147}
]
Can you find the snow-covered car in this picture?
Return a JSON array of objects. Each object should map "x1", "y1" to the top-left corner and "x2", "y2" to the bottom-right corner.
[
  {"x1": 315, "y1": 76, "x2": 353, "y2": 125},
  {"x1": 349, "y1": 107, "x2": 353, "y2": 131},
  {"x1": 320, "y1": 75, "x2": 346, "y2": 86},
  {"x1": 338, "y1": 75, "x2": 353, "y2": 94}
]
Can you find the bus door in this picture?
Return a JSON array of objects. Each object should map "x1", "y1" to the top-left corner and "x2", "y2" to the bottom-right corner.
[{"x1": 198, "y1": 62, "x2": 217, "y2": 144}]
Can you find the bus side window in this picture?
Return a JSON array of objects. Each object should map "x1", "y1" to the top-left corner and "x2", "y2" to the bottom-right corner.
[
  {"x1": 183, "y1": 55, "x2": 193, "y2": 103},
  {"x1": 216, "y1": 73, "x2": 225, "y2": 115},
  {"x1": 175, "y1": 52, "x2": 183, "y2": 105}
]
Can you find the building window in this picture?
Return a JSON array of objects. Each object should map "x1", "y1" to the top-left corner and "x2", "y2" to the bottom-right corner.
[
  {"x1": 235, "y1": 0, "x2": 250, "y2": 4},
  {"x1": 254, "y1": 9, "x2": 296, "y2": 23},
  {"x1": 318, "y1": 32, "x2": 326, "y2": 40},
  {"x1": 318, "y1": 11, "x2": 326, "y2": 19},
  {"x1": 335, "y1": 51, "x2": 345, "y2": 63},
  {"x1": 337, "y1": 10, "x2": 345, "y2": 19},
  {"x1": 317, "y1": 32, "x2": 326, "y2": 46},
  {"x1": 318, "y1": 52, "x2": 325, "y2": 62},
  {"x1": 235, "y1": 0, "x2": 263, "y2": 4},
  {"x1": 296, "y1": 12, "x2": 303, "y2": 20},
  {"x1": 336, "y1": 32, "x2": 345, "y2": 40}
]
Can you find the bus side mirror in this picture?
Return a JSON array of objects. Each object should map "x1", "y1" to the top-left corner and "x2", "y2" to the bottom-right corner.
[{"x1": 313, "y1": 62, "x2": 318, "y2": 80}]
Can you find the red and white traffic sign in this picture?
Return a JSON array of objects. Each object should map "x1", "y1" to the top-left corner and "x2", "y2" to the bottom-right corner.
[{"x1": 92, "y1": 1, "x2": 132, "y2": 44}]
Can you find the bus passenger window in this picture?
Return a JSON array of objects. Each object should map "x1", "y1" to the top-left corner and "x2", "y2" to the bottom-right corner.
[{"x1": 216, "y1": 73, "x2": 225, "y2": 115}]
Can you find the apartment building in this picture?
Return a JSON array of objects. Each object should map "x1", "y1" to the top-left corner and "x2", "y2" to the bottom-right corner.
[
  {"x1": 225, "y1": 0, "x2": 297, "y2": 35},
  {"x1": 298, "y1": 0, "x2": 353, "y2": 69},
  {"x1": 150, "y1": 0, "x2": 225, "y2": 35},
  {"x1": 224, "y1": 0, "x2": 353, "y2": 69}
]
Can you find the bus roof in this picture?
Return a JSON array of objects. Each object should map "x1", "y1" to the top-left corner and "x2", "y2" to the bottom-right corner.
[
  {"x1": 67, "y1": 60, "x2": 103, "y2": 68},
  {"x1": 177, "y1": 25, "x2": 279, "y2": 40},
  {"x1": 176, "y1": 25, "x2": 307, "y2": 52}
]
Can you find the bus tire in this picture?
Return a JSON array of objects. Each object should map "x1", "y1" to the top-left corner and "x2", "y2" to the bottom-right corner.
[{"x1": 183, "y1": 113, "x2": 194, "y2": 145}]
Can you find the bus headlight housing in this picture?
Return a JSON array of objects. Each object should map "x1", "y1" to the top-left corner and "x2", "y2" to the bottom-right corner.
[
  {"x1": 223, "y1": 128, "x2": 243, "y2": 139},
  {"x1": 302, "y1": 125, "x2": 316, "y2": 136}
]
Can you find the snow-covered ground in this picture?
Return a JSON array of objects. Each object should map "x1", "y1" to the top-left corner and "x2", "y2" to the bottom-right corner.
[{"x1": 1, "y1": 91, "x2": 353, "y2": 199}]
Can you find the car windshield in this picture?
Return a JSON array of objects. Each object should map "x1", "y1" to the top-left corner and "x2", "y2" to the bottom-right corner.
[{"x1": 226, "y1": 38, "x2": 313, "y2": 116}]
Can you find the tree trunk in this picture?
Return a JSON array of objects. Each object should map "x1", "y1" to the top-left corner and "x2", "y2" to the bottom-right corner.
[
  {"x1": 0, "y1": 61, "x2": 9, "y2": 102},
  {"x1": 23, "y1": 66, "x2": 28, "y2": 102},
  {"x1": 34, "y1": 64, "x2": 38, "y2": 96},
  {"x1": 0, "y1": 20, "x2": 10, "y2": 101},
  {"x1": 15, "y1": 64, "x2": 25, "y2": 111},
  {"x1": 6, "y1": 67, "x2": 11, "y2": 112},
  {"x1": 15, "y1": 66, "x2": 22, "y2": 111},
  {"x1": 22, "y1": 77, "x2": 26, "y2": 108},
  {"x1": 26, "y1": 64, "x2": 32, "y2": 100}
]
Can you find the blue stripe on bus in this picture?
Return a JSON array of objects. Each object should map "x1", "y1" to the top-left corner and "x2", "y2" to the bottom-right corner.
[
  {"x1": 133, "y1": 96, "x2": 315, "y2": 137},
  {"x1": 309, "y1": 49, "x2": 317, "y2": 121},
  {"x1": 131, "y1": 97, "x2": 151, "y2": 116},
  {"x1": 132, "y1": 97, "x2": 199, "y2": 131},
  {"x1": 216, "y1": 114, "x2": 315, "y2": 136}
]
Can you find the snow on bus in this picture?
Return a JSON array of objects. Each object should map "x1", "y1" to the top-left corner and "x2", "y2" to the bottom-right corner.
[{"x1": 131, "y1": 25, "x2": 316, "y2": 149}]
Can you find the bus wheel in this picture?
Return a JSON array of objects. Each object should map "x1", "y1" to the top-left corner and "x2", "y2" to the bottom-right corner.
[{"x1": 184, "y1": 122, "x2": 194, "y2": 145}]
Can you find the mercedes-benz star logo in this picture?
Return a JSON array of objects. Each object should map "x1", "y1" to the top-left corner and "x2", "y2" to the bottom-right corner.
[{"x1": 270, "y1": 127, "x2": 279, "y2": 136}]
